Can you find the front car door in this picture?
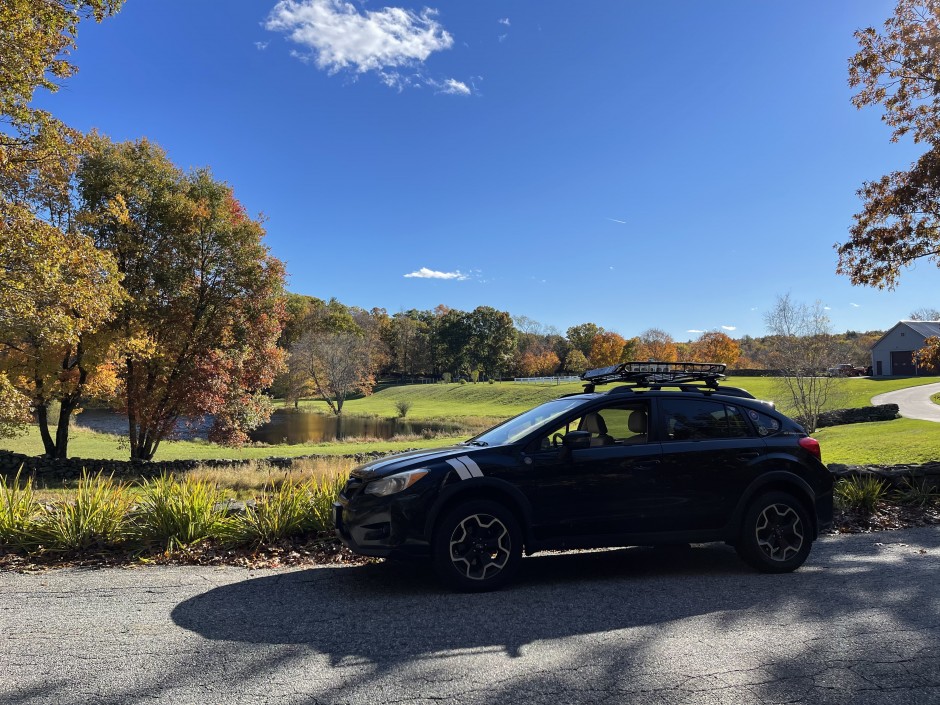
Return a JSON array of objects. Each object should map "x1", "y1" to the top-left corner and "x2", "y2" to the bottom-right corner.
[{"x1": 524, "y1": 400, "x2": 663, "y2": 542}]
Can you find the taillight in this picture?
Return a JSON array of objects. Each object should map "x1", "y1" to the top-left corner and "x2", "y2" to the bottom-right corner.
[{"x1": 798, "y1": 436, "x2": 821, "y2": 462}]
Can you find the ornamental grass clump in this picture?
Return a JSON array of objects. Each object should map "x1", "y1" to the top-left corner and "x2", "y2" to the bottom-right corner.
[
  {"x1": 834, "y1": 475, "x2": 889, "y2": 514},
  {"x1": 134, "y1": 474, "x2": 226, "y2": 552},
  {"x1": 0, "y1": 470, "x2": 43, "y2": 552},
  {"x1": 894, "y1": 477, "x2": 940, "y2": 508},
  {"x1": 220, "y1": 480, "x2": 316, "y2": 546},
  {"x1": 39, "y1": 472, "x2": 132, "y2": 552},
  {"x1": 309, "y1": 473, "x2": 345, "y2": 532}
]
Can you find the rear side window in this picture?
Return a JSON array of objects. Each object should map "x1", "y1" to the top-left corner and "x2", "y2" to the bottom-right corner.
[
  {"x1": 660, "y1": 399, "x2": 752, "y2": 440},
  {"x1": 744, "y1": 407, "x2": 782, "y2": 437}
]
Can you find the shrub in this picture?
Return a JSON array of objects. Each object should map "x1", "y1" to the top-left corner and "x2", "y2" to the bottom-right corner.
[
  {"x1": 309, "y1": 473, "x2": 345, "y2": 532},
  {"x1": 134, "y1": 474, "x2": 226, "y2": 552},
  {"x1": 442, "y1": 372, "x2": 452, "y2": 383},
  {"x1": 0, "y1": 470, "x2": 42, "y2": 552},
  {"x1": 39, "y1": 472, "x2": 132, "y2": 552},
  {"x1": 834, "y1": 475, "x2": 889, "y2": 513},
  {"x1": 458, "y1": 378, "x2": 467, "y2": 385},
  {"x1": 894, "y1": 477, "x2": 940, "y2": 507},
  {"x1": 395, "y1": 400, "x2": 412, "y2": 418},
  {"x1": 220, "y1": 480, "x2": 316, "y2": 545}
]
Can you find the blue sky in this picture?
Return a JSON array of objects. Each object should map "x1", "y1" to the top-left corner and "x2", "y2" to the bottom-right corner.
[{"x1": 41, "y1": 0, "x2": 936, "y2": 339}]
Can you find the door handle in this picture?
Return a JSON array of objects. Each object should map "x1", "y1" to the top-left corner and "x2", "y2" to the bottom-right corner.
[
  {"x1": 635, "y1": 459, "x2": 662, "y2": 469},
  {"x1": 737, "y1": 452, "x2": 760, "y2": 461}
]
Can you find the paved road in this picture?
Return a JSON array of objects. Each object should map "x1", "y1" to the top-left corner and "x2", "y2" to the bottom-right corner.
[
  {"x1": 872, "y1": 382, "x2": 940, "y2": 422},
  {"x1": 2, "y1": 528, "x2": 939, "y2": 705}
]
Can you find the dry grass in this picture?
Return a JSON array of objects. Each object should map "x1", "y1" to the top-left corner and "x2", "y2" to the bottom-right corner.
[{"x1": 184, "y1": 457, "x2": 354, "y2": 496}]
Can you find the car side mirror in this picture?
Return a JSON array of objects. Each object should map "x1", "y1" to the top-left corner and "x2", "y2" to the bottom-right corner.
[{"x1": 562, "y1": 431, "x2": 591, "y2": 450}]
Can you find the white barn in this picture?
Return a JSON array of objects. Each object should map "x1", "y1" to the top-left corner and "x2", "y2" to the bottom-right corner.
[{"x1": 870, "y1": 320, "x2": 940, "y2": 376}]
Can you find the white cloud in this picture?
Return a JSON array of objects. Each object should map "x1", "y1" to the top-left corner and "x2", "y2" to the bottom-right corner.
[
  {"x1": 824, "y1": 306, "x2": 832, "y2": 310},
  {"x1": 850, "y1": 302, "x2": 861, "y2": 308},
  {"x1": 607, "y1": 217, "x2": 626, "y2": 224},
  {"x1": 426, "y1": 77, "x2": 471, "y2": 95},
  {"x1": 498, "y1": 17, "x2": 510, "y2": 26},
  {"x1": 687, "y1": 329, "x2": 705, "y2": 334},
  {"x1": 404, "y1": 267, "x2": 468, "y2": 280},
  {"x1": 721, "y1": 325, "x2": 737, "y2": 331},
  {"x1": 498, "y1": 33, "x2": 508, "y2": 43},
  {"x1": 255, "y1": 41, "x2": 270, "y2": 50},
  {"x1": 266, "y1": 0, "x2": 455, "y2": 88}
]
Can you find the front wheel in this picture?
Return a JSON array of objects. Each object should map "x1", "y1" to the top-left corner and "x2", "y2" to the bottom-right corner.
[
  {"x1": 736, "y1": 492, "x2": 812, "y2": 573},
  {"x1": 432, "y1": 500, "x2": 522, "y2": 592}
]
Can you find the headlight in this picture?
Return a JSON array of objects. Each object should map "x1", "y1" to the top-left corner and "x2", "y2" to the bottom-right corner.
[{"x1": 364, "y1": 469, "x2": 429, "y2": 497}]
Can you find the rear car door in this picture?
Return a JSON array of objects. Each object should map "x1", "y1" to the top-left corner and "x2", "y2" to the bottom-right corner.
[{"x1": 652, "y1": 397, "x2": 767, "y2": 531}]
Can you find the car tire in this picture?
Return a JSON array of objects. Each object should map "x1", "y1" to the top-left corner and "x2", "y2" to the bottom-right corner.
[
  {"x1": 432, "y1": 500, "x2": 522, "y2": 592},
  {"x1": 736, "y1": 491, "x2": 813, "y2": 573}
]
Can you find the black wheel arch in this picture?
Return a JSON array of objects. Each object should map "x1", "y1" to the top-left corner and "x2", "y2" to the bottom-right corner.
[
  {"x1": 729, "y1": 469, "x2": 820, "y2": 539},
  {"x1": 424, "y1": 478, "x2": 535, "y2": 550}
]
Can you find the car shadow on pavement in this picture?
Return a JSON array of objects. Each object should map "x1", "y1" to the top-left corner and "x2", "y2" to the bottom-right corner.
[{"x1": 171, "y1": 543, "x2": 758, "y2": 665}]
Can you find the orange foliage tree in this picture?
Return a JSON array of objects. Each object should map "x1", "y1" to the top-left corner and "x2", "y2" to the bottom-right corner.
[
  {"x1": 635, "y1": 328, "x2": 678, "y2": 361},
  {"x1": 589, "y1": 332, "x2": 626, "y2": 367},
  {"x1": 78, "y1": 137, "x2": 286, "y2": 459},
  {"x1": 690, "y1": 331, "x2": 741, "y2": 366}
]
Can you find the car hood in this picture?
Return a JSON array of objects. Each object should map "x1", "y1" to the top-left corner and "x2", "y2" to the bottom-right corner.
[{"x1": 351, "y1": 445, "x2": 483, "y2": 478}]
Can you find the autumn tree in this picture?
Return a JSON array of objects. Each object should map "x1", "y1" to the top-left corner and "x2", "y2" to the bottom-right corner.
[
  {"x1": 915, "y1": 335, "x2": 940, "y2": 372},
  {"x1": 519, "y1": 351, "x2": 560, "y2": 377},
  {"x1": 0, "y1": 1, "x2": 124, "y2": 448},
  {"x1": 690, "y1": 331, "x2": 741, "y2": 366},
  {"x1": 78, "y1": 137, "x2": 286, "y2": 459},
  {"x1": 565, "y1": 349, "x2": 589, "y2": 374},
  {"x1": 838, "y1": 1, "x2": 940, "y2": 288},
  {"x1": 566, "y1": 323, "x2": 603, "y2": 358},
  {"x1": 588, "y1": 332, "x2": 626, "y2": 367},
  {"x1": 0, "y1": 203, "x2": 123, "y2": 449},
  {"x1": 635, "y1": 328, "x2": 678, "y2": 362},
  {"x1": 291, "y1": 331, "x2": 375, "y2": 415}
]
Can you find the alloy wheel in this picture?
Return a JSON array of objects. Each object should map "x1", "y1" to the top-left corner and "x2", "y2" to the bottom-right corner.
[
  {"x1": 755, "y1": 503, "x2": 804, "y2": 561},
  {"x1": 448, "y1": 513, "x2": 511, "y2": 581}
]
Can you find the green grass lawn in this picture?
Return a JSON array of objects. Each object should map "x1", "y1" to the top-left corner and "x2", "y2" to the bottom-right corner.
[
  {"x1": 3, "y1": 375, "x2": 940, "y2": 463},
  {"x1": 814, "y1": 418, "x2": 940, "y2": 465}
]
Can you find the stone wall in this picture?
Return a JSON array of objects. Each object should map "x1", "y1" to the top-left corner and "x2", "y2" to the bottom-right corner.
[
  {"x1": 815, "y1": 404, "x2": 899, "y2": 429},
  {"x1": 828, "y1": 462, "x2": 940, "y2": 489},
  {"x1": 0, "y1": 449, "x2": 396, "y2": 483}
]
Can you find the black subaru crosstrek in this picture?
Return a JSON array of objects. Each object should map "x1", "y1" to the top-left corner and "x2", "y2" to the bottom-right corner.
[{"x1": 334, "y1": 362, "x2": 833, "y2": 591}]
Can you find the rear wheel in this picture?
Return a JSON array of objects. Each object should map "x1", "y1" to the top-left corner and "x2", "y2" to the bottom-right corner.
[
  {"x1": 736, "y1": 491, "x2": 812, "y2": 573},
  {"x1": 432, "y1": 500, "x2": 522, "y2": 592}
]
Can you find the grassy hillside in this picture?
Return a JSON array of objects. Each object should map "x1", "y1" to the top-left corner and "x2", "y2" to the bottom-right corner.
[{"x1": 288, "y1": 375, "x2": 940, "y2": 420}]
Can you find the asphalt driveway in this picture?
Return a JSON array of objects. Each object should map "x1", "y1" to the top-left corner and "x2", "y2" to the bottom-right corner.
[
  {"x1": 1, "y1": 528, "x2": 938, "y2": 705},
  {"x1": 873, "y1": 382, "x2": 940, "y2": 422}
]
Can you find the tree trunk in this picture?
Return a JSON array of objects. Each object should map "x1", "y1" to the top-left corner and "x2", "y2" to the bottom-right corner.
[
  {"x1": 35, "y1": 404, "x2": 56, "y2": 457},
  {"x1": 53, "y1": 398, "x2": 74, "y2": 459}
]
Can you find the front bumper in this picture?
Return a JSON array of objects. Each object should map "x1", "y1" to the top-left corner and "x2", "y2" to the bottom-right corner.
[{"x1": 334, "y1": 492, "x2": 432, "y2": 559}]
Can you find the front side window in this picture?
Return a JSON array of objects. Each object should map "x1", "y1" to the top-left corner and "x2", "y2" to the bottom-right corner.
[{"x1": 537, "y1": 403, "x2": 649, "y2": 450}]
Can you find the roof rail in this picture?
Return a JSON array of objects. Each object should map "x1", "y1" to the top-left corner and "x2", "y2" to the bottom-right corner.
[{"x1": 580, "y1": 361, "x2": 727, "y2": 393}]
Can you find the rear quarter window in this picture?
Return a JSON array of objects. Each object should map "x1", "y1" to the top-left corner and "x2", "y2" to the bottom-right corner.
[{"x1": 745, "y1": 407, "x2": 782, "y2": 437}]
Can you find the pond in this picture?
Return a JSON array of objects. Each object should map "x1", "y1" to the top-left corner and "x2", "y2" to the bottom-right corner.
[
  {"x1": 73, "y1": 408, "x2": 465, "y2": 445},
  {"x1": 248, "y1": 411, "x2": 465, "y2": 445}
]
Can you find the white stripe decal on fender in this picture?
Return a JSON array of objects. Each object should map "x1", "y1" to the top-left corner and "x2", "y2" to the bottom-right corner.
[
  {"x1": 460, "y1": 455, "x2": 484, "y2": 478},
  {"x1": 445, "y1": 458, "x2": 472, "y2": 480}
]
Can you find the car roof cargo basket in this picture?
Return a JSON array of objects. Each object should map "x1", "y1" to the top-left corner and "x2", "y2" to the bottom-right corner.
[{"x1": 579, "y1": 361, "x2": 753, "y2": 398}]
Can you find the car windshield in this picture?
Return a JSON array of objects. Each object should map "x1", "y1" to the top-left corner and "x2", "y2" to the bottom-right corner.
[{"x1": 466, "y1": 398, "x2": 586, "y2": 447}]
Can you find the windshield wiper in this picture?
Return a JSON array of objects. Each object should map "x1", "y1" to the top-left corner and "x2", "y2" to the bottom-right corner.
[{"x1": 464, "y1": 440, "x2": 488, "y2": 446}]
